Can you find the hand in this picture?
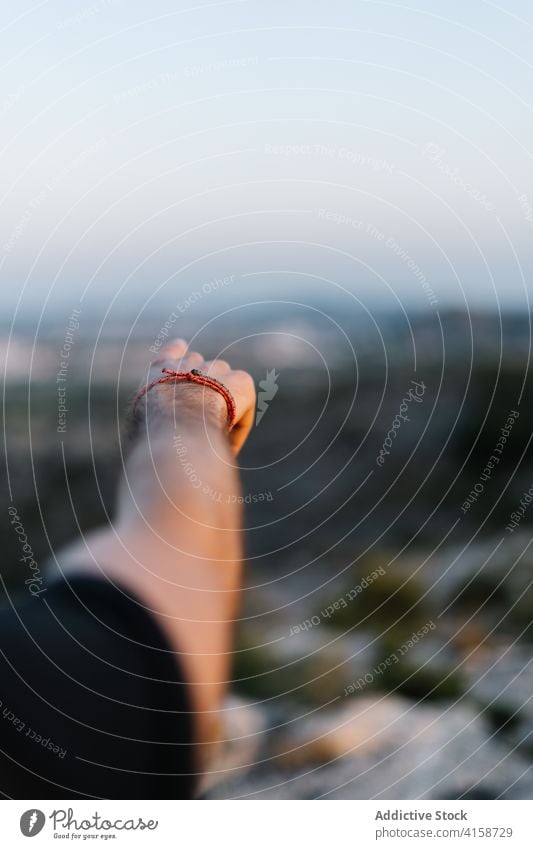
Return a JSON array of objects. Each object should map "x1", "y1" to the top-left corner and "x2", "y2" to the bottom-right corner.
[{"x1": 136, "y1": 338, "x2": 256, "y2": 455}]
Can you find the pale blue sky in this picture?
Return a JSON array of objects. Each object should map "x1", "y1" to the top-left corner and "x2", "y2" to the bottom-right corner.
[{"x1": 2, "y1": 0, "x2": 533, "y2": 319}]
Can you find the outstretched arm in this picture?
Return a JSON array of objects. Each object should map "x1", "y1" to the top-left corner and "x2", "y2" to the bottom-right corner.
[{"x1": 58, "y1": 339, "x2": 256, "y2": 751}]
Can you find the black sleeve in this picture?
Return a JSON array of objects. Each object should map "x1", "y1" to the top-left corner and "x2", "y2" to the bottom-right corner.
[{"x1": 0, "y1": 576, "x2": 196, "y2": 799}]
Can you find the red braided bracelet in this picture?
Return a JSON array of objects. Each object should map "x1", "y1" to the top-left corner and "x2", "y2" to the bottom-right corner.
[{"x1": 132, "y1": 368, "x2": 237, "y2": 431}]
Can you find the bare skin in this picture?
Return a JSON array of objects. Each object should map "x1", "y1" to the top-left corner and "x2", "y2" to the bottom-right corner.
[{"x1": 57, "y1": 338, "x2": 256, "y2": 762}]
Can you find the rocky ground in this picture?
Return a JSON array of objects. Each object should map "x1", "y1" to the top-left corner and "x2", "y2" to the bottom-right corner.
[
  {"x1": 202, "y1": 687, "x2": 533, "y2": 799},
  {"x1": 201, "y1": 533, "x2": 533, "y2": 799}
]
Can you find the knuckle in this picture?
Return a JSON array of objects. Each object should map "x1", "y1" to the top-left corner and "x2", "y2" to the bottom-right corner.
[
  {"x1": 185, "y1": 351, "x2": 203, "y2": 363},
  {"x1": 234, "y1": 370, "x2": 256, "y2": 390}
]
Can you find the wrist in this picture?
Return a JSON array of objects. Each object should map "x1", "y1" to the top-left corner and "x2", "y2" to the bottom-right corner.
[
  {"x1": 158, "y1": 381, "x2": 228, "y2": 430},
  {"x1": 120, "y1": 388, "x2": 239, "y2": 529},
  {"x1": 131, "y1": 381, "x2": 228, "y2": 439}
]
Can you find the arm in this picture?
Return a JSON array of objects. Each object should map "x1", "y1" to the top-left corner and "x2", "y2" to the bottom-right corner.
[{"x1": 58, "y1": 339, "x2": 256, "y2": 753}]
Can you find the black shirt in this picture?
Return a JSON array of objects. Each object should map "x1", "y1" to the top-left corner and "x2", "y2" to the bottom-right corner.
[{"x1": 0, "y1": 576, "x2": 195, "y2": 799}]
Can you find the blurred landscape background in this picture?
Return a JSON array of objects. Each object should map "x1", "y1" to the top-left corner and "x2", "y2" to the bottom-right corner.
[
  {"x1": 2, "y1": 299, "x2": 533, "y2": 799},
  {"x1": 3, "y1": 0, "x2": 533, "y2": 801}
]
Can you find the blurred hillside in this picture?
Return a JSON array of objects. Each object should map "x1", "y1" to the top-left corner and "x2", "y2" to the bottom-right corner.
[{"x1": 2, "y1": 304, "x2": 533, "y2": 798}]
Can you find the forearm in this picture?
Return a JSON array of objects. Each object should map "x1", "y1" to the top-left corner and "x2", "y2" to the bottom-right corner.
[
  {"x1": 60, "y1": 410, "x2": 243, "y2": 747},
  {"x1": 58, "y1": 342, "x2": 256, "y2": 761}
]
